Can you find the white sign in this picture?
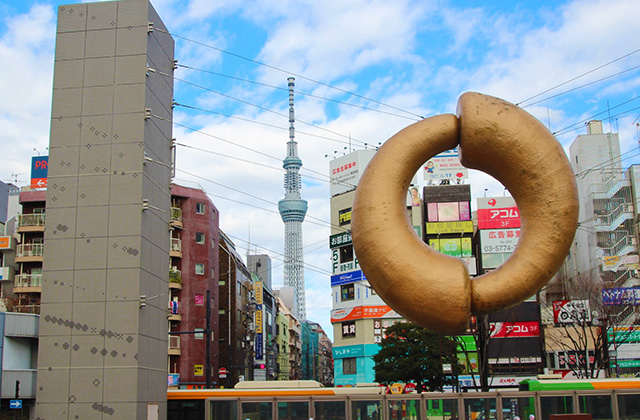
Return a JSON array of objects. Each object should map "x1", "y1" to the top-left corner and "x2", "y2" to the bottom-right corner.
[
  {"x1": 603, "y1": 255, "x2": 640, "y2": 272},
  {"x1": 330, "y1": 149, "x2": 376, "y2": 196},
  {"x1": 423, "y1": 148, "x2": 468, "y2": 181},
  {"x1": 612, "y1": 343, "x2": 640, "y2": 360},
  {"x1": 553, "y1": 300, "x2": 591, "y2": 324},
  {"x1": 331, "y1": 248, "x2": 360, "y2": 274},
  {"x1": 480, "y1": 229, "x2": 521, "y2": 254}
]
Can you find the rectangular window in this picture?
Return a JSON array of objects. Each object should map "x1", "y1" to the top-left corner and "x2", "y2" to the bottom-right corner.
[
  {"x1": 196, "y1": 203, "x2": 206, "y2": 215},
  {"x1": 195, "y1": 232, "x2": 205, "y2": 244},
  {"x1": 195, "y1": 328, "x2": 204, "y2": 340},
  {"x1": 237, "y1": 280, "x2": 242, "y2": 295},
  {"x1": 219, "y1": 280, "x2": 226, "y2": 286},
  {"x1": 219, "y1": 309, "x2": 226, "y2": 315},
  {"x1": 341, "y1": 284, "x2": 354, "y2": 301},
  {"x1": 339, "y1": 245, "x2": 354, "y2": 263},
  {"x1": 195, "y1": 263, "x2": 205, "y2": 275},
  {"x1": 343, "y1": 357, "x2": 357, "y2": 374},
  {"x1": 342, "y1": 321, "x2": 356, "y2": 338}
]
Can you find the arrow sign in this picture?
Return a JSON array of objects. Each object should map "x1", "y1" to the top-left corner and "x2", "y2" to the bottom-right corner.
[{"x1": 10, "y1": 399, "x2": 22, "y2": 409}]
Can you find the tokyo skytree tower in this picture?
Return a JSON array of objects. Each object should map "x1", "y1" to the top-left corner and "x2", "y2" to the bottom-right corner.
[{"x1": 278, "y1": 77, "x2": 308, "y2": 320}]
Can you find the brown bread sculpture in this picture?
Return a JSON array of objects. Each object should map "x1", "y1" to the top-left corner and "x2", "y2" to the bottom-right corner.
[{"x1": 351, "y1": 92, "x2": 578, "y2": 335}]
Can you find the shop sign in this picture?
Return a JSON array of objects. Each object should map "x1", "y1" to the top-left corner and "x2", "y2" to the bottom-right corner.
[
  {"x1": 330, "y1": 231, "x2": 352, "y2": 248},
  {"x1": 602, "y1": 287, "x2": 640, "y2": 306},
  {"x1": 331, "y1": 270, "x2": 365, "y2": 286},
  {"x1": 480, "y1": 229, "x2": 520, "y2": 254},
  {"x1": 426, "y1": 221, "x2": 473, "y2": 234},
  {"x1": 489, "y1": 321, "x2": 540, "y2": 338},
  {"x1": 477, "y1": 197, "x2": 520, "y2": 229}
]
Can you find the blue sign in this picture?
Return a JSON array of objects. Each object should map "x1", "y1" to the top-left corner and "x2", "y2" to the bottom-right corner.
[
  {"x1": 331, "y1": 270, "x2": 366, "y2": 286},
  {"x1": 255, "y1": 332, "x2": 263, "y2": 359},
  {"x1": 602, "y1": 287, "x2": 640, "y2": 306},
  {"x1": 30, "y1": 156, "x2": 48, "y2": 189},
  {"x1": 9, "y1": 399, "x2": 22, "y2": 409}
]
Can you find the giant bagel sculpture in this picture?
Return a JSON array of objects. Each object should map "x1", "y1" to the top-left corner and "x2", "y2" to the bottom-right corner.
[{"x1": 351, "y1": 92, "x2": 579, "y2": 335}]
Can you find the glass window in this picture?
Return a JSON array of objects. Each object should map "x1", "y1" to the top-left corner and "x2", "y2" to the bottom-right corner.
[
  {"x1": 195, "y1": 328, "x2": 204, "y2": 340},
  {"x1": 618, "y1": 394, "x2": 640, "y2": 419},
  {"x1": 343, "y1": 357, "x2": 357, "y2": 375},
  {"x1": 464, "y1": 397, "x2": 497, "y2": 420},
  {"x1": 195, "y1": 263, "x2": 205, "y2": 275},
  {"x1": 340, "y1": 244, "x2": 354, "y2": 263},
  {"x1": 540, "y1": 395, "x2": 573, "y2": 419},
  {"x1": 219, "y1": 280, "x2": 226, "y2": 286},
  {"x1": 195, "y1": 232, "x2": 205, "y2": 244},
  {"x1": 501, "y1": 396, "x2": 536, "y2": 420},
  {"x1": 219, "y1": 309, "x2": 226, "y2": 315},
  {"x1": 426, "y1": 399, "x2": 459, "y2": 420},
  {"x1": 388, "y1": 399, "x2": 420, "y2": 420},
  {"x1": 277, "y1": 401, "x2": 309, "y2": 420},
  {"x1": 195, "y1": 203, "x2": 205, "y2": 214},
  {"x1": 438, "y1": 202, "x2": 460, "y2": 221},
  {"x1": 351, "y1": 400, "x2": 381, "y2": 420},
  {"x1": 341, "y1": 284, "x2": 354, "y2": 301},
  {"x1": 315, "y1": 400, "x2": 346, "y2": 420},
  {"x1": 242, "y1": 402, "x2": 272, "y2": 420},
  {"x1": 579, "y1": 394, "x2": 612, "y2": 420}
]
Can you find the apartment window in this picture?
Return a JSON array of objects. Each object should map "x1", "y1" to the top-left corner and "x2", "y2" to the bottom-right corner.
[
  {"x1": 341, "y1": 284, "x2": 354, "y2": 301},
  {"x1": 343, "y1": 357, "x2": 357, "y2": 374},
  {"x1": 339, "y1": 244, "x2": 354, "y2": 263},
  {"x1": 195, "y1": 232, "x2": 205, "y2": 244},
  {"x1": 237, "y1": 281, "x2": 242, "y2": 295},
  {"x1": 196, "y1": 203, "x2": 206, "y2": 215},
  {"x1": 219, "y1": 280, "x2": 226, "y2": 286},
  {"x1": 195, "y1": 263, "x2": 205, "y2": 275},
  {"x1": 195, "y1": 328, "x2": 204, "y2": 340},
  {"x1": 342, "y1": 321, "x2": 356, "y2": 338},
  {"x1": 219, "y1": 309, "x2": 226, "y2": 315}
]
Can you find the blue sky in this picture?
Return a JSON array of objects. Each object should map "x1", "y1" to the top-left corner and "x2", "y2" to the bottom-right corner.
[{"x1": 1, "y1": 0, "x2": 639, "y2": 339}]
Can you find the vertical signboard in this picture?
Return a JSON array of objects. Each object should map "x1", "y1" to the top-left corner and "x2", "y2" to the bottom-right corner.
[
  {"x1": 254, "y1": 281, "x2": 264, "y2": 360},
  {"x1": 30, "y1": 156, "x2": 48, "y2": 189}
]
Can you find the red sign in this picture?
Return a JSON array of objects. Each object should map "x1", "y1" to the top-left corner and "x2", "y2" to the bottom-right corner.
[
  {"x1": 489, "y1": 321, "x2": 539, "y2": 338},
  {"x1": 219, "y1": 367, "x2": 227, "y2": 375},
  {"x1": 331, "y1": 305, "x2": 398, "y2": 323},
  {"x1": 477, "y1": 206, "x2": 520, "y2": 229}
]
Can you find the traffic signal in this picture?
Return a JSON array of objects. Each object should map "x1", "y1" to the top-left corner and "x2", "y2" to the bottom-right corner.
[{"x1": 254, "y1": 363, "x2": 266, "y2": 370}]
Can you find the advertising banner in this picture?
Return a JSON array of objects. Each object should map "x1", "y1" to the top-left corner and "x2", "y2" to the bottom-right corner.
[
  {"x1": 603, "y1": 255, "x2": 640, "y2": 272},
  {"x1": 0, "y1": 236, "x2": 13, "y2": 250},
  {"x1": 429, "y1": 238, "x2": 472, "y2": 258},
  {"x1": 30, "y1": 155, "x2": 48, "y2": 189},
  {"x1": 255, "y1": 332, "x2": 263, "y2": 359},
  {"x1": 489, "y1": 321, "x2": 540, "y2": 338},
  {"x1": 552, "y1": 300, "x2": 591, "y2": 324},
  {"x1": 477, "y1": 197, "x2": 520, "y2": 229},
  {"x1": 331, "y1": 305, "x2": 399, "y2": 322},
  {"x1": 611, "y1": 343, "x2": 640, "y2": 360},
  {"x1": 480, "y1": 229, "x2": 521, "y2": 254},
  {"x1": 330, "y1": 149, "x2": 375, "y2": 196},
  {"x1": 608, "y1": 326, "x2": 640, "y2": 343},
  {"x1": 426, "y1": 221, "x2": 473, "y2": 234},
  {"x1": 331, "y1": 248, "x2": 359, "y2": 274},
  {"x1": 423, "y1": 148, "x2": 468, "y2": 181},
  {"x1": 330, "y1": 231, "x2": 352, "y2": 248},
  {"x1": 602, "y1": 287, "x2": 640, "y2": 306},
  {"x1": 331, "y1": 270, "x2": 366, "y2": 286}
]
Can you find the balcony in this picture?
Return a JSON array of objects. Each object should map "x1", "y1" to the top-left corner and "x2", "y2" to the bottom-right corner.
[
  {"x1": 168, "y1": 335, "x2": 181, "y2": 355},
  {"x1": 168, "y1": 301, "x2": 182, "y2": 322},
  {"x1": 1, "y1": 369, "x2": 37, "y2": 399},
  {"x1": 170, "y1": 238, "x2": 182, "y2": 258},
  {"x1": 170, "y1": 207, "x2": 183, "y2": 229},
  {"x1": 14, "y1": 273, "x2": 42, "y2": 293},
  {"x1": 17, "y1": 213, "x2": 45, "y2": 232},
  {"x1": 0, "y1": 266, "x2": 15, "y2": 282},
  {"x1": 15, "y1": 243, "x2": 44, "y2": 263},
  {"x1": 169, "y1": 268, "x2": 182, "y2": 290}
]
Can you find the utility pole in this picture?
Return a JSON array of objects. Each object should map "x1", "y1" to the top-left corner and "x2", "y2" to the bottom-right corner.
[{"x1": 206, "y1": 289, "x2": 211, "y2": 389}]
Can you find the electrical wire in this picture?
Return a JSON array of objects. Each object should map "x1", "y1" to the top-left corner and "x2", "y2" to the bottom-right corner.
[
  {"x1": 553, "y1": 96, "x2": 640, "y2": 136},
  {"x1": 155, "y1": 28, "x2": 425, "y2": 120},
  {"x1": 177, "y1": 64, "x2": 421, "y2": 122}
]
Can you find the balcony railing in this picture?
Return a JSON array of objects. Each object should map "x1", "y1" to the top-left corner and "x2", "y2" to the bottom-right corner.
[
  {"x1": 15, "y1": 273, "x2": 42, "y2": 288},
  {"x1": 170, "y1": 238, "x2": 182, "y2": 253},
  {"x1": 17, "y1": 213, "x2": 45, "y2": 228},
  {"x1": 16, "y1": 243, "x2": 44, "y2": 258},
  {"x1": 170, "y1": 207, "x2": 183, "y2": 228}
]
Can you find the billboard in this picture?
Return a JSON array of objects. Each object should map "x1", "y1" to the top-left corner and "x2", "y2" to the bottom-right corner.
[
  {"x1": 428, "y1": 237, "x2": 472, "y2": 257},
  {"x1": 477, "y1": 196, "x2": 520, "y2": 230},
  {"x1": 423, "y1": 148, "x2": 468, "y2": 181},
  {"x1": 480, "y1": 229, "x2": 521, "y2": 254},
  {"x1": 603, "y1": 255, "x2": 640, "y2": 272},
  {"x1": 602, "y1": 287, "x2": 640, "y2": 306},
  {"x1": 608, "y1": 326, "x2": 640, "y2": 343},
  {"x1": 330, "y1": 231, "x2": 352, "y2": 248},
  {"x1": 489, "y1": 321, "x2": 540, "y2": 338},
  {"x1": 331, "y1": 305, "x2": 399, "y2": 323},
  {"x1": 330, "y1": 149, "x2": 375, "y2": 196},
  {"x1": 552, "y1": 300, "x2": 591, "y2": 324},
  {"x1": 331, "y1": 269, "x2": 366, "y2": 286},
  {"x1": 30, "y1": 156, "x2": 48, "y2": 189},
  {"x1": 425, "y1": 221, "x2": 473, "y2": 234}
]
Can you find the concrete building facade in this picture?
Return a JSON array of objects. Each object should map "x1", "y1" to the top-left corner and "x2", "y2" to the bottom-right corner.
[{"x1": 35, "y1": 0, "x2": 175, "y2": 418}]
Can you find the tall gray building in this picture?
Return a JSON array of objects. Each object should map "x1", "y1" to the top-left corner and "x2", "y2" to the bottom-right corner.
[
  {"x1": 277, "y1": 78, "x2": 308, "y2": 320},
  {"x1": 36, "y1": 0, "x2": 174, "y2": 418}
]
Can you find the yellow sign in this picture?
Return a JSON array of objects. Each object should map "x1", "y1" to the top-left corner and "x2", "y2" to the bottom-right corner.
[
  {"x1": 426, "y1": 221, "x2": 473, "y2": 234},
  {"x1": 194, "y1": 364, "x2": 203, "y2": 376},
  {"x1": 255, "y1": 310, "x2": 263, "y2": 334},
  {"x1": 255, "y1": 281, "x2": 263, "y2": 305},
  {"x1": 0, "y1": 237, "x2": 10, "y2": 249}
]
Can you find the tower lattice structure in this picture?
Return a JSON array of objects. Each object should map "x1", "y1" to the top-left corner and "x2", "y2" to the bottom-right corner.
[{"x1": 278, "y1": 77, "x2": 308, "y2": 320}]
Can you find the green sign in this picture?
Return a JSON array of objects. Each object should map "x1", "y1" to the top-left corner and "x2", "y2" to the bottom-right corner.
[
  {"x1": 608, "y1": 327, "x2": 640, "y2": 343},
  {"x1": 330, "y1": 231, "x2": 352, "y2": 248},
  {"x1": 612, "y1": 359, "x2": 640, "y2": 368}
]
